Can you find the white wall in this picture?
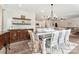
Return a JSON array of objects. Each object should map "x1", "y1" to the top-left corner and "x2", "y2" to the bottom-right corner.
[
  {"x1": 3, "y1": 4, "x2": 79, "y2": 26},
  {"x1": 0, "y1": 6, "x2": 2, "y2": 34},
  {"x1": 3, "y1": 9, "x2": 35, "y2": 33},
  {"x1": 2, "y1": 4, "x2": 79, "y2": 33}
]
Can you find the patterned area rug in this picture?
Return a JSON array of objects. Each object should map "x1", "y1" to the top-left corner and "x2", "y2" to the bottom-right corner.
[
  {"x1": 46, "y1": 42, "x2": 78, "y2": 54},
  {"x1": 0, "y1": 40, "x2": 78, "y2": 54},
  {"x1": 7, "y1": 40, "x2": 32, "y2": 54},
  {"x1": 0, "y1": 47, "x2": 5, "y2": 54}
]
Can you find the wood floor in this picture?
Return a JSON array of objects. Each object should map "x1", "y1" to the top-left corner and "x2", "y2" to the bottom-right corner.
[
  {"x1": 5, "y1": 33, "x2": 79, "y2": 54},
  {"x1": 69, "y1": 34, "x2": 79, "y2": 54}
]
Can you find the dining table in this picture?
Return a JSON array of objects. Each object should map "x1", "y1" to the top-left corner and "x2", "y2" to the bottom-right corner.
[
  {"x1": 35, "y1": 27, "x2": 66, "y2": 53},
  {"x1": 36, "y1": 28, "x2": 55, "y2": 53}
]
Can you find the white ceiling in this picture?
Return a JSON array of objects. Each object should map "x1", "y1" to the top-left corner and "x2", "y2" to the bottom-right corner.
[{"x1": 2, "y1": 4, "x2": 79, "y2": 18}]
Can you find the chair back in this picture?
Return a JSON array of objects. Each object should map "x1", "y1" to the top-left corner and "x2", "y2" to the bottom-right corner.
[
  {"x1": 65, "y1": 29, "x2": 71, "y2": 42},
  {"x1": 58, "y1": 30, "x2": 66, "y2": 44},
  {"x1": 51, "y1": 31, "x2": 59, "y2": 44}
]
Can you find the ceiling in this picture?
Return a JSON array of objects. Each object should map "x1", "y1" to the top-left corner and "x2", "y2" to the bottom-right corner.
[{"x1": 1, "y1": 4, "x2": 79, "y2": 19}]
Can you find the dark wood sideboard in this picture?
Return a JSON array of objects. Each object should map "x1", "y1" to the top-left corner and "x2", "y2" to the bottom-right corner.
[
  {"x1": 0, "y1": 35, "x2": 4, "y2": 49},
  {"x1": 0, "y1": 29, "x2": 33, "y2": 53},
  {"x1": 0, "y1": 32, "x2": 9, "y2": 53},
  {"x1": 9, "y1": 29, "x2": 33, "y2": 43}
]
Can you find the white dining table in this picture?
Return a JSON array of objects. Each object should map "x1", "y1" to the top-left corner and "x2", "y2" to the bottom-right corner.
[
  {"x1": 35, "y1": 28, "x2": 66, "y2": 53},
  {"x1": 36, "y1": 32, "x2": 52, "y2": 54},
  {"x1": 36, "y1": 28, "x2": 65, "y2": 54},
  {"x1": 36, "y1": 29, "x2": 55, "y2": 54},
  {"x1": 37, "y1": 28, "x2": 54, "y2": 32}
]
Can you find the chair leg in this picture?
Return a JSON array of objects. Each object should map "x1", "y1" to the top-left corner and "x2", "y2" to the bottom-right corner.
[
  {"x1": 56, "y1": 44, "x2": 59, "y2": 51},
  {"x1": 42, "y1": 39, "x2": 46, "y2": 54},
  {"x1": 50, "y1": 45, "x2": 52, "y2": 54},
  {"x1": 58, "y1": 43, "x2": 65, "y2": 54},
  {"x1": 64, "y1": 40, "x2": 71, "y2": 49},
  {"x1": 60, "y1": 48, "x2": 64, "y2": 54}
]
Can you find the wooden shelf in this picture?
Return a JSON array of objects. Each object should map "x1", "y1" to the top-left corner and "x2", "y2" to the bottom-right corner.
[
  {"x1": 12, "y1": 17, "x2": 31, "y2": 20},
  {"x1": 12, "y1": 23, "x2": 31, "y2": 25}
]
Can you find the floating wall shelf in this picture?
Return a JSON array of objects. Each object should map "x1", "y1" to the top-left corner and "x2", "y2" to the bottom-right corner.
[
  {"x1": 12, "y1": 17, "x2": 31, "y2": 20},
  {"x1": 12, "y1": 23, "x2": 31, "y2": 25},
  {"x1": 12, "y1": 15, "x2": 31, "y2": 20}
]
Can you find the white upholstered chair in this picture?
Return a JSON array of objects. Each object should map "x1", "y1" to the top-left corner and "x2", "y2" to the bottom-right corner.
[
  {"x1": 50, "y1": 31, "x2": 60, "y2": 53},
  {"x1": 64, "y1": 29, "x2": 71, "y2": 48},
  {"x1": 58, "y1": 30, "x2": 67, "y2": 53},
  {"x1": 58, "y1": 30, "x2": 66, "y2": 45},
  {"x1": 58, "y1": 29, "x2": 71, "y2": 53}
]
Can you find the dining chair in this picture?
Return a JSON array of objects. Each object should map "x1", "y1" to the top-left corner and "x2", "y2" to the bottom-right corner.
[
  {"x1": 64, "y1": 29, "x2": 71, "y2": 48},
  {"x1": 58, "y1": 30, "x2": 67, "y2": 53},
  {"x1": 50, "y1": 31, "x2": 60, "y2": 53},
  {"x1": 58, "y1": 30, "x2": 66, "y2": 44},
  {"x1": 28, "y1": 30, "x2": 40, "y2": 53}
]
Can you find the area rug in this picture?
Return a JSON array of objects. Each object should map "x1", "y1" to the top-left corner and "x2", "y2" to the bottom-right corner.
[
  {"x1": 0, "y1": 47, "x2": 5, "y2": 54},
  {"x1": 46, "y1": 42, "x2": 78, "y2": 54},
  {"x1": 7, "y1": 40, "x2": 32, "y2": 54},
  {"x1": 0, "y1": 40, "x2": 77, "y2": 54}
]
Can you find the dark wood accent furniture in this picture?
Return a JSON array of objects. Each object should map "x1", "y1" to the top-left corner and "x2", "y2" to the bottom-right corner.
[
  {"x1": 0, "y1": 35, "x2": 4, "y2": 49},
  {"x1": 9, "y1": 29, "x2": 32, "y2": 43},
  {"x1": 0, "y1": 32, "x2": 9, "y2": 53},
  {"x1": 8, "y1": 29, "x2": 33, "y2": 49},
  {"x1": 0, "y1": 29, "x2": 33, "y2": 53}
]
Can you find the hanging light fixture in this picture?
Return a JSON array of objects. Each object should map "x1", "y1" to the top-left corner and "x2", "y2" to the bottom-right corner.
[
  {"x1": 50, "y1": 4, "x2": 54, "y2": 20},
  {"x1": 48, "y1": 4, "x2": 54, "y2": 20}
]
